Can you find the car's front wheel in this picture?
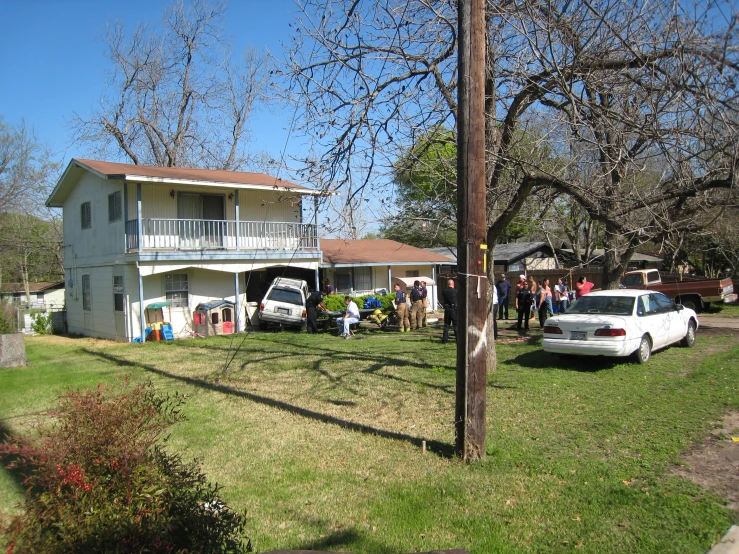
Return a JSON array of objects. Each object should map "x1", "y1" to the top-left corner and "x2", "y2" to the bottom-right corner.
[
  {"x1": 681, "y1": 320, "x2": 696, "y2": 348},
  {"x1": 634, "y1": 335, "x2": 652, "y2": 364}
]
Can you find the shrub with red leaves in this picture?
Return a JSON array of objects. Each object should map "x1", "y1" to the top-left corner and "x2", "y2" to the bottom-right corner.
[{"x1": 0, "y1": 378, "x2": 250, "y2": 553}]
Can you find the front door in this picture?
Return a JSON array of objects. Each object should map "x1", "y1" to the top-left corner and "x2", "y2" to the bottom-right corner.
[{"x1": 113, "y1": 274, "x2": 127, "y2": 340}]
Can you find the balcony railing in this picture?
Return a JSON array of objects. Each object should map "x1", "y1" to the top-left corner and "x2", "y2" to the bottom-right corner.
[{"x1": 125, "y1": 218, "x2": 318, "y2": 252}]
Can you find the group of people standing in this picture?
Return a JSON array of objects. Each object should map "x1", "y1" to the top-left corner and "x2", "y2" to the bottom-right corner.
[
  {"x1": 493, "y1": 273, "x2": 592, "y2": 332},
  {"x1": 394, "y1": 280, "x2": 429, "y2": 332}
]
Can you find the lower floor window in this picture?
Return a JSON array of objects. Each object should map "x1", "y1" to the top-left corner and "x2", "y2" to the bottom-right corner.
[
  {"x1": 82, "y1": 275, "x2": 92, "y2": 311},
  {"x1": 113, "y1": 276, "x2": 124, "y2": 312},
  {"x1": 164, "y1": 273, "x2": 189, "y2": 307}
]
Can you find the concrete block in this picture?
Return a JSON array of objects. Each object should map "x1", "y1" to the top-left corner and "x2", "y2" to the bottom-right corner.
[{"x1": 0, "y1": 333, "x2": 27, "y2": 368}]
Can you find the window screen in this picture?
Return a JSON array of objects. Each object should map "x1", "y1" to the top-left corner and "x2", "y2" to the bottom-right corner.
[
  {"x1": 81, "y1": 202, "x2": 92, "y2": 229},
  {"x1": 113, "y1": 276, "x2": 124, "y2": 312},
  {"x1": 353, "y1": 267, "x2": 372, "y2": 291},
  {"x1": 164, "y1": 274, "x2": 189, "y2": 308},
  {"x1": 108, "y1": 191, "x2": 122, "y2": 222},
  {"x1": 82, "y1": 275, "x2": 92, "y2": 311}
]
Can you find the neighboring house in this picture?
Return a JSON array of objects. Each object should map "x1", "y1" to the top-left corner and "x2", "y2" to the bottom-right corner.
[
  {"x1": 557, "y1": 248, "x2": 664, "y2": 271},
  {"x1": 426, "y1": 242, "x2": 556, "y2": 273},
  {"x1": 46, "y1": 159, "x2": 322, "y2": 342},
  {"x1": 0, "y1": 281, "x2": 65, "y2": 310},
  {"x1": 320, "y1": 239, "x2": 452, "y2": 310}
]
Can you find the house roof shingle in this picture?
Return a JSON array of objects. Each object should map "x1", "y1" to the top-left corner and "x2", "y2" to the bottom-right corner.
[
  {"x1": 1, "y1": 281, "x2": 65, "y2": 294},
  {"x1": 47, "y1": 158, "x2": 319, "y2": 207},
  {"x1": 321, "y1": 239, "x2": 453, "y2": 267}
]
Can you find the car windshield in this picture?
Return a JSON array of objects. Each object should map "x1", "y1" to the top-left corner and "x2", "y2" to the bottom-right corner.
[
  {"x1": 268, "y1": 287, "x2": 303, "y2": 306},
  {"x1": 567, "y1": 296, "x2": 635, "y2": 315},
  {"x1": 621, "y1": 274, "x2": 642, "y2": 287}
]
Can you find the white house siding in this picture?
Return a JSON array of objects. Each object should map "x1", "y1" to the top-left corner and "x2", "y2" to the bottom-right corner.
[
  {"x1": 122, "y1": 268, "x2": 246, "y2": 341},
  {"x1": 64, "y1": 172, "x2": 126, "y2": 266},
  {"x1": 65, "y1": 265, "x2": 117, "y2": 340},
  {"x1": 124, "y1": 183, "x2": 301, "y2": 224},
  {"x1": 238, "y1": 189, "x2": 301, "y2": 222}
]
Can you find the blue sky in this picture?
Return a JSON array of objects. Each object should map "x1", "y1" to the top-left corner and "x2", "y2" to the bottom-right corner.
[{"x1": 0, "y1": 0, "x2": 303, "y2": 169}]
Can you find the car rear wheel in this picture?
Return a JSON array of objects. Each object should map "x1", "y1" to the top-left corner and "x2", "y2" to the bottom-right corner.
[
  {"x1": 634, "y1": 335, "x2": 651, "y2": 364},
  {"x1": 681, "y1": 320, "x2": 696, "y2": 348}
]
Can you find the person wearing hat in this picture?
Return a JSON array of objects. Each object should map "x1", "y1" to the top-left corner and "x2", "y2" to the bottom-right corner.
[
  {"x1": 496, "y1": 273, "x2": 511, "y2": 320},
  {"x1": 305, "y1": 289, "x2": 327, "y2": 334}
]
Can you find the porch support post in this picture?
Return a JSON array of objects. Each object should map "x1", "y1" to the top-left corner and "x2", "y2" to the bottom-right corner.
[
  {"x1": 234, "y1": 272, "x2": 240, "y2": 333},
  {"x1": 136, "y1": 183, "x2": 143, "y2": 251},
  {"x1": 123, "y1": 182, "x2": 128, "y2": 252},
  {"x1": 138, "y1": 264, "x2": 146, "y2": 343},
  {"x1": 314, "y1": 195, "x2": 319, "y2": 250},
  {"x1": 234, "y1": 189, "x2": 240, "y2": 250},
  {"x1": 314, "y1": 268, "x2": 320, "y2": 291},
  {"x1": 388, "y1": 265, "x2": 392, "y2": 291},
  {"x1": 432, "y1": 265, "x2": 436, "y2": 310}
]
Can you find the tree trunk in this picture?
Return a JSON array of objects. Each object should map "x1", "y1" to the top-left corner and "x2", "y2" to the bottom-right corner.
[{"x1": 601, "y1": 228, "x2": 636, "y2": 290}]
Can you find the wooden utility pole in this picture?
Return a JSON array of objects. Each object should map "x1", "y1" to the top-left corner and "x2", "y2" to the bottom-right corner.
[{"x1": 455, "y1": 0, "x2": 488, "y2": 461}]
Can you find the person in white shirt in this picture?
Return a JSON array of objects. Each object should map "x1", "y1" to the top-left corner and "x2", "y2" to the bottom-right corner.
[{"x1": 336, "y1": 296, "x2": 360, "y2": 338}]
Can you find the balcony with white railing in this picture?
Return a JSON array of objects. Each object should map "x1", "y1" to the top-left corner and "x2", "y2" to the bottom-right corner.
[{"x1": 125, "y1": 219, "x2": 318, "y2": 252}]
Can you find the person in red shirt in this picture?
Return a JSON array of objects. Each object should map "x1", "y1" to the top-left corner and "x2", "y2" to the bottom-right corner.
[{"x1": 575, "y1": 276, "x2": 594, "y2": 298}]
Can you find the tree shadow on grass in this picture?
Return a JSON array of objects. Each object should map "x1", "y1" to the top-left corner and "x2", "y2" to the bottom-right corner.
[
  {"x1": 82, "y1": 349, "x2": 456, "y2": 459},
  {"x1": 504, "y1": 349, "x2": 620, "y2": 372}
]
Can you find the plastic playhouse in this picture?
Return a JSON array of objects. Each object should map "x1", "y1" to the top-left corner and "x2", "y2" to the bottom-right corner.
[
  {"x1": 193, "y1": 300, "x2": 236, "y2": 336},
  {"x1": 144, "y1": 302, "x2": 174, "y2": 341}
]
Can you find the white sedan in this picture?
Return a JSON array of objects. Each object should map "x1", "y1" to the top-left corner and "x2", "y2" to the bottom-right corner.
[{"x1": 542, "y1": 290, "x2": 698, "y2": 364}]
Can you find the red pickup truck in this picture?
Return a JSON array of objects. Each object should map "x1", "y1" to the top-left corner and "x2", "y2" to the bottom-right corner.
[{"x1": 620, "y1": 269, "x2": 736, "y2": 312}]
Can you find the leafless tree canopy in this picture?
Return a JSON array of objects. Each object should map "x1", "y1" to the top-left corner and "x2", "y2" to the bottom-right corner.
[
  {"x1": 0, "y1": 118, "x2": 58, "y2": 216},
  {"x1": 284, "y1": 0, "x2": 738, "y2": 286},
  {"x1": 73, "y1": 0, "x2": 268, "y2": 170}
]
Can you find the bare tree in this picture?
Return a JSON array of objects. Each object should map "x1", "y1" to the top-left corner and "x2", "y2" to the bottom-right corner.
[
  {"x1": 0, "y1": 118, "x2": 58, "y2": 215},
  {"x1": 73, "y1": 0, "x2": 268, "y2": 170},
  {"x1": 284, "y1": 0, "x2": 738, "y2": 291}
]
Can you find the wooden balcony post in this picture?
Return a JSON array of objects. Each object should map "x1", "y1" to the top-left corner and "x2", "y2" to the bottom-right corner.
[{"x1": 234, "y1": 189, "x2": 240, "y2": 250}]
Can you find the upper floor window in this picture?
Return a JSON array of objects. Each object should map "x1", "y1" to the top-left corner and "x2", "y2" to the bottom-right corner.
[
  {"x1": 164, "y1": 274, "x2": 188, "y2": 308},
  {"x1": 108, "y1": 191, "x2": 122, "y2": 222},
  {"x1": 81, "y1": 202, "x2": 92, "y2": 229}
]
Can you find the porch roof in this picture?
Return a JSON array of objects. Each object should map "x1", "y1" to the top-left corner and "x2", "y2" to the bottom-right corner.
[{"x1": 47, "y1": 158, "x2": 322, "y2": 207}]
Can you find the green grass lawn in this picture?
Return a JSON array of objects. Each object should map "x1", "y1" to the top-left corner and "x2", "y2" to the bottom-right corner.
[
  {"x1": 1, "y1": 326, "x2": 738, "y2": 553},
  {"x1": 703, "y1": 303, "x2": 739, "y2": 318}
]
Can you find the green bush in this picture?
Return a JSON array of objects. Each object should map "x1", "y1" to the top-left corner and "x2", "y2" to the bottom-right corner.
[
  {"x1": 323, "y1": 293, "x2": 397, "y2": 312},
  {"x1": 31, "y1": 312, "x2": 52, "y2": 335},
  {"x1": 0, "y1": 379, "x2": 251, "y2": 554}
]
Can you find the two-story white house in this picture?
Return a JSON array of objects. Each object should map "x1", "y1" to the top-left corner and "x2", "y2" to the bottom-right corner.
[{"x1": 47, "y1": 159, "x2": 322, "y2": 342}]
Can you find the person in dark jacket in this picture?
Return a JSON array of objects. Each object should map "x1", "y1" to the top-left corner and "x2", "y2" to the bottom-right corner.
[
  {"x1": 410, "y1": 280, "x2": 424, "y2": 330},
  {"x1": 515, "y1": 281, "x2": 534, "y2": 332},
  {"x1": 305, "y1": 290, "x2": 326, "y2": 334},
  {"x1": 441, "y1": 279, "x2": 458, "y2": 343},
  {"x1": 496, "y1": 273, "x2": 511, "y2": 320}
]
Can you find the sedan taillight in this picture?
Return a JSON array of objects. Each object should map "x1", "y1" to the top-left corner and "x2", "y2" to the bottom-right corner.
[
  {"x1": 259, "y1": 303, "x2": 264, "y2": 311},
  {"x1": 543, "y1": 326, "x2": 563, "y2": 334},
  {"x1": 594, "y1": 328, "x2": 626, "y2": 337},
  {"x1": 302, "y1": 309, "x2": 307, "y2": 318}
]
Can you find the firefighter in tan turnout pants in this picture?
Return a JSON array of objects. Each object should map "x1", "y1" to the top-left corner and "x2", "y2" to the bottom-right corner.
[{"x1": 394, "y1": 283, "x2": 410, "y2": 332}]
